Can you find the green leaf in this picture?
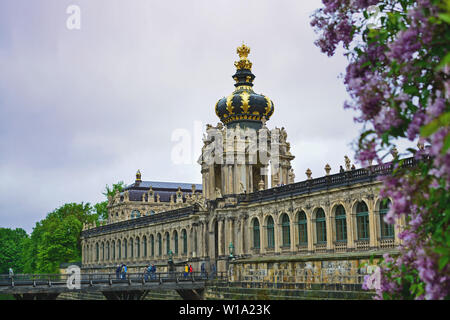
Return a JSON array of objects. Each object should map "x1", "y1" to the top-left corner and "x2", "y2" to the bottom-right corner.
[
  {"x1": 438, "y1": 13, "x2": 450, "y2": 24},
  {"x1": 439, "y1": 256, "x2": 449, "y2": 271},
  {"x1": 443, "y1": 133, "x2": 450, "y2": 154},
  {"x1": 436, "y1": 52, "x2": 450, "y2": 71},
  {"x1": 420, "y1": 112, "x2": 450, "y2": 137}
]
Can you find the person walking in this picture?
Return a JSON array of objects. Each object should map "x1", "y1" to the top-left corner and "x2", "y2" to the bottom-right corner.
[
  {"x1": 151, "y1": 264, "x2": 156, "y2": 280},
  {"x1": 8, "y1": 267, "x2": 13, "y2": 279},
  {"x1": 189, "y1": 264, "x2": 193, "y2": 274},
  {"x1": 116, "y1": 265, "x2": 121, "y2": 279},
  {"x1": 121, "y1": 264, "x2": 127, "y2": 280},
  {"x1": 145, "y1": 265, "x2": 151, "y2": 281},
  {"x1": 201, "y1": 262, "x2": 206, "y2": 278},
  {"x1": 184, "y1": 263, "x2": 189, "y2": 278}
]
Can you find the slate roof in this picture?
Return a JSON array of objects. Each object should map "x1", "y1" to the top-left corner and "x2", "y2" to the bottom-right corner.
[
  {"x1": 124, "y1": 181, "x2": 202, "y2": 191},
  {"x1": 122, "y1": 180, "x2": 202, "y2": 203}
]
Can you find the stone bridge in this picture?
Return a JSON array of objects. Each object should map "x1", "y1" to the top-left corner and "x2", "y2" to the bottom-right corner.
[{"x1": 0, "y1": 272, "x2": 226, "y2": 300}]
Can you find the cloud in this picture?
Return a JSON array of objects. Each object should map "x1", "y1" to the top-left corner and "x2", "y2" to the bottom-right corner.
[{"x1": 0, "y1": 0, "x2": 414, "y2": 233}]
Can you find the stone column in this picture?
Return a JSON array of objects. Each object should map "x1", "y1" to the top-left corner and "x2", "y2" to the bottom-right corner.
[
  {"x1": 368, "y1": 199, "x2": 377, "y2": 248},
  {"x1": 208, "y1": 224, "x2": 215, "y2": 260},
  {"x1": 218, "y1": 219, "x2": 224, "y2": 256},
  {"x1": 234, "y1": 163, "x2": 240, "y2": 194},
  {"x1": 198, "y1": 223, "x2": 204, "y2": 258},
  {"x1": 222, "y1": 165, "x2": 228, "y2": 195},
  {"x1": 274, "y1": 218, "x2": 281, "y2": 254},
  {"x1": 290, "y1": 214, "x2": 296, "y2": 252},
  {"x1": 230, "y1": 165, "x2": 235, "y2": 194},
  {"x1": 225, "y1": 217, "x2": 234, "y2": 256},
  {"x1": 307, "y1": 210, "x2": 314, "y2": 252},
  {"x1": 193, "y1": 224, "x2": 198, "y2": 258},
  {"x1": 395, "y1": 216, "x2": 406, "y2": 246},
  {"x1": 326, "y1": 206, "x2": 333, "y2": 251},
  {"x1": 260, "y1": 216, "x2": 266, "y2": 254},
  {"x1": 248, "y1": 165, "x2": 253, "y2": 193},
  {"x1": 345, "y1": 203, "x2": 355, "y2": 249},
  {"x1": 240, "y1": 217, "x2": 246, "y2": 255},
  {"x1": 81, "y1": 241, "x2": 85, "y2": 264},
  {"x1": 187, "y1": 227, "x2": 192, "y2": 258},
  {"x1": 209, "y1": 165, "x2": 215, "y2": 199}
]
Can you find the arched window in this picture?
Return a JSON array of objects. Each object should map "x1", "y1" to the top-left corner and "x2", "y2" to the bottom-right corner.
[
  {"x1": 267, "y1": 216, "x2": 275, "y2": 249},
  {"x1": 165, "y1": 232, "x2": 170, "y2": 255},
  {"x1": 297, "y1": 211, "x2": 308, "y2": 245},
  {"x1": 356, "y1": 201, "x2": 370, "y2": 240},
  {"x1": 150, "y1": 235, "x2": 154, "y2": 257},
  {"x1": 281, "y1": 214, "x2": 290, "y2": 247},
  {"x1": 174, "y1": 231, "x2": 178, "y2": 255},
  {"x1": 335, "y1": 205, "x2": 347, "y2": 242},
  {"x1": 101, "y1": 243, "x2": 104, "y2": 261},
  {"x1": 136, "y1": 237, "x2": 140, "y2": 258},
  {"x1": 253, "y1": 218, "x2": 260, "y2": 249},
  {"x1": 118, "y1": 240, "x2": 121, "y2": 259},
  {"x1": 380, "y1": 199, "x2": 394, "y2": 238},
  {"x1": 123, "y1": 239, "x2": 128, "y2": 258},
  {"x1": 157, "y1": 233, "x2": 162, "y2": 256},
  {"x1": 182, "y1": 229, "x2": 187, "y2": 255},
  {"x1": 96, "y1": 243, "x2": 99, "y2": 262},
  {"x1": 143, "y1": 236, "x2": 147, "y2": 257},
  {"x1": 316, "y1": 208, "x2": 327, "y2": 244}
]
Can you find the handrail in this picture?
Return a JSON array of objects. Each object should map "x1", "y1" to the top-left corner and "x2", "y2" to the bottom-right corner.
[
  {"x1": 234, "y1": 156, "x2": 422, "y2": 205},
  {"x1": 0, "y1": 271, "x2": 225, "y2": 287}
]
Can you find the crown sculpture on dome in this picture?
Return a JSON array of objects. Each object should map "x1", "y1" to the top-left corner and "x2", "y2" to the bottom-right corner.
[
  {"x1": 234, "y1": 43, "x2": 252, "y2": 70},
  {"x1": 215, "y1": 43, "x2": 274, "y2": 127}
]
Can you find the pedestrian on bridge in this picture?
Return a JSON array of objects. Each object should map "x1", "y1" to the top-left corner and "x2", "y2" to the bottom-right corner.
[
  {"x1": 145, "y1": 265, "x2": 151, "y2": 281},
  {"x1": 8, "y1": 267, "x2": 13, "y2": 279},
  {"x1": 116, "y1": 265, "x2": 121, "y2": 279},
  {"x1": 184, "y1": 264, "x2": 189, "y2": 278},
  {"x1": 151, "y1": 264, "x2": 156, "y2": 280},
  {"x1": 201, "y1": 262, "x2": 206, "y2": 278},
  {"x1": 121, "y1": 264, "x2": 127, "y2": 280}
]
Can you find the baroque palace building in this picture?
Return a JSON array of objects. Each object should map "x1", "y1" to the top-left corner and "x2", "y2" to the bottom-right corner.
[{"x1": 81, "y1": 44, "x2": 417, "y2": 283}]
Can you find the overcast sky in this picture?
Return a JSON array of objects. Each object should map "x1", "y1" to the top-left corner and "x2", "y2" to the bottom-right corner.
[{"x1": 0, "y1": 0, "x2": 413, "y2": 233}]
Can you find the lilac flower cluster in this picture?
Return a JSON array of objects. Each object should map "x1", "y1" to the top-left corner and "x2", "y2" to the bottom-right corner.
[{"x1": 311, "y1": 0, "x2": 450, "y2": 300}]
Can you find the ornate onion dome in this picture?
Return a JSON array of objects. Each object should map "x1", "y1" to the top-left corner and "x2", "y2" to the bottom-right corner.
[{"x1": 215, "y1": 44, "x2": 274, "y2": 128}]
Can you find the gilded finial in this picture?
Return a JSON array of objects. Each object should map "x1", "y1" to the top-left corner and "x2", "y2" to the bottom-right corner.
[
  {"x1": 237, "y1": 43, "x2": 250, "y2": 59},
  {"x1": 234, "y1": 43, "x2": 252, "y2": 70},
  {"x1": 136, "y1": 169, "x2": 142, "y2": 182}
]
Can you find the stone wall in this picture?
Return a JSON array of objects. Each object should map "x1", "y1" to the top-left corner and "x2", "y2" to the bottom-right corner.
[{"x1": 228, "y1": 250, "x2": 395, "y2": 285}]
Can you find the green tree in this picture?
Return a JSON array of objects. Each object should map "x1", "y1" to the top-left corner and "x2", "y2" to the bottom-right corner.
[
  {"x1": 23, "y1": 202, "x2": 97, "y2": 273},
  {"x1": 0, "y1": 228, "x2": 29, "y2": 274},
  {"x1": 95, "y1": 181, "x2": 125, "y2": 221}
]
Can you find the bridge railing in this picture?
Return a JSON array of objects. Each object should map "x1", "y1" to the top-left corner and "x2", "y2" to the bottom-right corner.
[{"x1": 0, "y1": 271, "x2": 227, "y2": 287}]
